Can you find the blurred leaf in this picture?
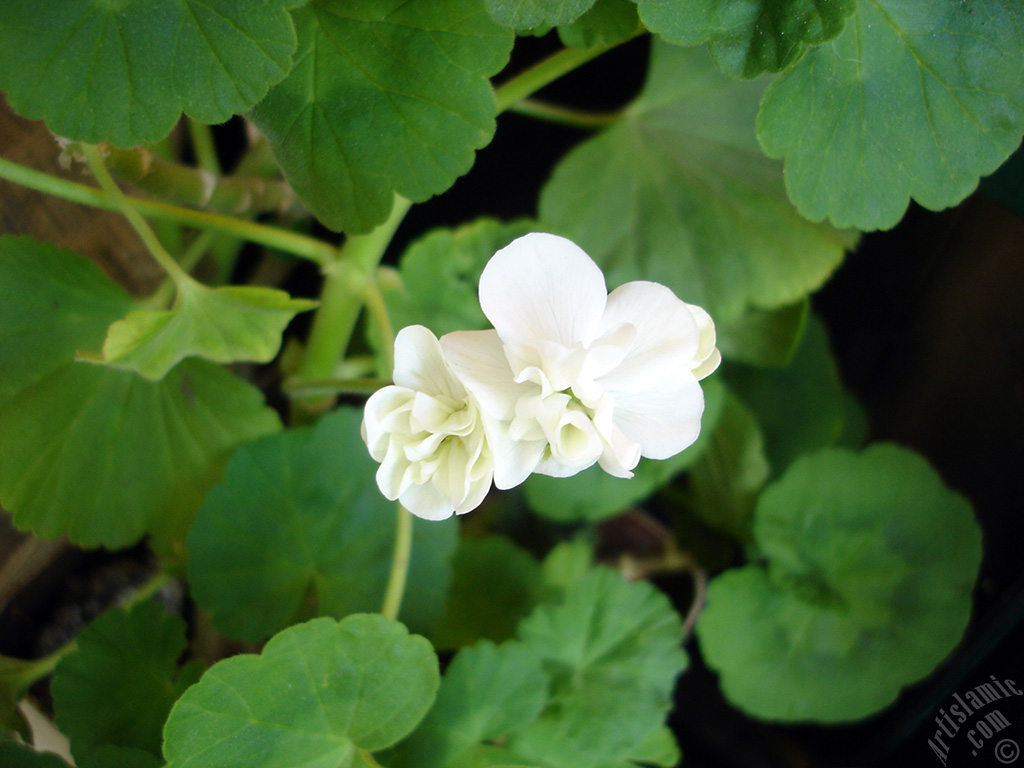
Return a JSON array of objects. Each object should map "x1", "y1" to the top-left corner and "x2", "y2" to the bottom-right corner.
[
  {"x1": 432, "y1": 537, "x2": 542, "y2": 650},
  {"x1": 0, "y1": 0, "x2": 296, "y2": 145},
  {"x1": 510, "y1": 568, "x2": 687, "y2": 768},
  {"x1": 388, "y1": 641, "x2": 549, "y2": 768},
  {"x1": 757, "y1": 0, "x2": 1024, "y2": 230},
  {"x1": 99, "y1": 281, "x2": 316, "y2": 381},
  {"x1": 686, "y1": 388, "x2": 769, "y2": 541},
  {"x1": 485, "y1": 0, "x2": 596, "y2": 28},
  {"x1": 79, "y1": 747, "x2": 162, "y2": 768},
  {"x1": 635, "y1": 0, "x2": 854, "y2": 78},
  {"x1": 188, "y1": 408, "x2": 457, "y2": 641},
  {"x1": 539, "y1": 539, "x2": 594, "y2": 599},
  {"x1": 626, "y1": 727, "x2": 680, "y2": 767},
  {"x1": 0, "y1": 743, "x2": 71, "y2": 768},
  {"x1": 715, "y1": 300, "x2": 808, "y2": 368},
  {"x1": 250, "y1": 0, "x2": 513, "y2": 233},
  {"x1": 385, "y1": 219, "x2": 540, "y2": 338},
  {"x1": 697, "y1": 445, "x2": 983, "y2": 721},
  {"x1": 523, "y1": 377, "x2": 725, "y2": 522},
  {"x1": 558, "y1": 0, "x2": 641, "y2": 49},
  {"x1": 540, "y1": 40, "x2": 849, "y2": 324},
  {"x1": 726, "y1": 315, "x2": 851, "y2": 473},
  {"x1": 0, "y1": 237, "x2": 280, "y2": 549},
  {"x1": 53, "y1": 601, "x2": 199, "y2": 765},
  {"x1": 163, "y1": 615, "x2": 439, "y2": 768}
]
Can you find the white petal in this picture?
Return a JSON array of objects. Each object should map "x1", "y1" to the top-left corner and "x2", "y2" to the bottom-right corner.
[
  {"x1": 612, "y1": 374, "x2": 706, "y2": 460},
  {"x1": 441, "y1": 330, "x2": 524, "y2": 421},
  {"x1": 598, "y1": 281, "x2": 700, "y2": 394},
  {"x1": 479, "y1": 233, "x2": 607, "y2": 348},
  {"x1": 453, "y1": 469, "x2": 493, "y2": 515},
  {"x1": 400, "y1": 484, "x2": 455, "y2": 521},
  {"x1": 687, "y1": 303, "x2": 721, "y2": 380},
  {"x1": 487, "y1": 424, "x2": 546, "y2": 490},
  {"x1": 393, "y1": 325, "x2": 465, "y2": 401}
]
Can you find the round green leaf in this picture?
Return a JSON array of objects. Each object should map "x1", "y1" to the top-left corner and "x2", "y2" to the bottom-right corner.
[
  {"x1": 0, "y1": 239, "x2": 281, "y2": 549},
  {"x1": 163, "y1": 615, "x2": 440, "y2": 768},
  {"x1": 385, "y1": 219, "x2": 541, "y2": 338},
  {"x1": 0, "y1": 0, "x2": 298, "y2": 145},
  {"x1": 540, "y1": 40, "x2": 851, "y2": 324},
  {"x1": 52, "y1": 601, "x2": 200, "y2": 766},
  {"x1": 100, "y1": 282, "x2": 316, "y2": 381},
  {"x1": 188, "y1": 407, "x2": 457, "y2": 641},
  {"x1": 635, "y1": 0, "x2": 855, "y2": 78},
  {"x1": 511, "y1": 568, "x2": 688, "y2": 768},
  {"x1": 697, "y1": 445, "x2": 983, "y2": 722},
  {"x1": 757, "y1": 0, "x2": 1024, "y2": 230},
  {"x1": 249, "y1": 0, "x2": 513, "y2": 233}
]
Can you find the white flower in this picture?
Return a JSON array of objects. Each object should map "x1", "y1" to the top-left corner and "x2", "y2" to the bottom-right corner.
[
  {"x1": 361, "y1": 325, "x2": 494, "y2": 520},
  {"x1": 441, "y1": 233, "x2": 720, "y2": 488}
]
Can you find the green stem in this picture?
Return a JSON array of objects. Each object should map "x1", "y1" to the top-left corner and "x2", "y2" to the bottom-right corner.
[
  {"x1": 495, "y1": 41, "x2": 625, "y2": 113},
  {"x1": 0, "y1": 155, "x2": 336, "y2": 266},
  {"x1": 91, "y1": 143, "x2": 303, "y2": 217},
  {"x1": 362, "y1": 276, "x2": 396, "y2": 380},
  {"x1": 508, "y1": 97, "x2": 622, "y2": 129},
  {"x1": 187, "y1": 119, "x2": 221, "y2": 174},
  {"x1": 381, "y1": 505, "x2": 414, "y2": 622},
  {"x1": 283, "y1": 377, "x2": 390, "y2": 400},
  {"x1": 82, "y1": 144, "x2": 191, "y2": 285},
  {"x1": 294, "y1": 196, "x2": 412, "y2": 385}
]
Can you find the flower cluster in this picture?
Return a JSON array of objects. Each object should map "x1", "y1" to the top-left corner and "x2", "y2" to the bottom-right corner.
[{"x1": 362, "y1": 233, "x2": 720, "y2": 520}]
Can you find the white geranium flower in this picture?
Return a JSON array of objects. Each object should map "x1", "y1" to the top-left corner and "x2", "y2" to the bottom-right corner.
[
  {"x1": 441, "y1": 233, "x2": 720, "y2": 487},
  {"x1": 362, "y1": 325, "x2": 494, "y2": 520}
]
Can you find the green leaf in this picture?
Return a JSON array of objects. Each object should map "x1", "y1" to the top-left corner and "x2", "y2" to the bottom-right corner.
[
  {"x1": 626, "y1": 727, "x2": 680, "y2": 767},
  {"x1": 485, "y1": 0, "x2": 597, "y2": 29},
  {"x1": 98, "y1": 281, "x2": 316, "y2": 381},
  {"x1": 635, "y1": 0, "x2": 854, "y2": 78},
  {"x1": 249, "y1": 1, "x2": 513, "y2": 233},
  {"x1": 539, "y1": 539, "x2": 595, "y2": 599},
  {"x1": 385, "y1": 219, "x2": 540, "y2": 338},
  {"x1": 432, "y1": 537, "x2": 543, "y2": 650},
  {"x1": 0, "y1": 236, "x2": 131, "y2": 401},
  {"x1": 510, "y1": 568, "x2": 687, "y2": 768},
  {"x1": 697, "y1": 444, "x2": 983, "y2": 722},
  {"x1": 0, "y1": 0, "x2": 297, "y2": 145},
  {"x1": 685, "y1": 388, "x2": 769, "y2": 541},
  {"x1": 163, "y1": 615, "x2": 439, "y2": 768},
  {"x1": 540, "y1": 40, "x2": 849, "y2": 324},
  {"x1": 726, "y1": 315, "x2": 852, "y2": 473},
  {"x1": 0, "y1": 239, "x2": 280, "y2": 549},
  {"x1": 558, "y1": 0, "x2": 641, "y2": 49},
  {"x1": 523, "y1": 376, "x2": 725, "y2": 522},
  {"x1": 187, "y1": 408, "x2": 457, "y2": 641},
  {"x1": 0, "y1": 743, "x2": 71, "y2": 768},
  {"x1": 52, "y1": 601, "x2": 200, "y2": 766},
  {"x1": 388, "y1": 641, "x2": 549, "y2": 768},
  {"x1": 715, "y1": 300, "x2": 808, "y2": 368},
  {"x1": 757, "y1": 0, "x2": 1024, "y2": 230}
]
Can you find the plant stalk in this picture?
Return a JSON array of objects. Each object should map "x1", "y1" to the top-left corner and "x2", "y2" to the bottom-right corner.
[{"x1": 381, "y1": 505, "x2": 414, "y2": 622}]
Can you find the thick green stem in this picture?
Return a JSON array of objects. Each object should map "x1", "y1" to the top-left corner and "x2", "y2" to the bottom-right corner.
[
  {"x1": 294, "y1": 196, "x2": 412, "y2": 385},
  {"x1": 381, "y1": 505, "x2": 414, "y2": 622},
  {"x1": 495, "y1": 41, "x2": 625, "y2": 113},
  {"x1": 0, "y1": 155, "x2": 336, "y2": 266},
  {"x1": 82, "y1": 144, "x2": 191, "y2": 285},
  {"x1": 508, "y1": 97, "x2": 622, "y2": 129},
  {"x1": 90, "y1": 143, "x2": 303, "y2": 217}
]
